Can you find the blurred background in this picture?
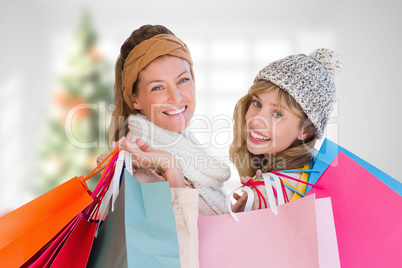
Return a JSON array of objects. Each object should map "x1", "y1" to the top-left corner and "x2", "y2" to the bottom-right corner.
[{"x1": 1, "y1": 0, "x2": 401, "y2": 214}]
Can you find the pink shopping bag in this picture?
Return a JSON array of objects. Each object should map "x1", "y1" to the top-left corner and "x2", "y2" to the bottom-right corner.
[
  {"x1": 308, "y1": 151, "x2": 402, "y2": 267},
  {"x1": 198, "y1": 194, "x2": 339, "y2": 267}
]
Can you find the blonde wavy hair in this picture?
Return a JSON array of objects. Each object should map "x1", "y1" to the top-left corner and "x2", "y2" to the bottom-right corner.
[
  {"x1": 229, "y1": 80, "x2": 317, "y2": 177},
  {"x1": 108, "y1": 25, "x2": 175, "y2": 145}
]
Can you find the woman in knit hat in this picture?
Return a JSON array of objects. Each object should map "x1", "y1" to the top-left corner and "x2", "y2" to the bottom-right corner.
[{"x1": 230, "y1": 48, "x2": 343, "y2": 210}]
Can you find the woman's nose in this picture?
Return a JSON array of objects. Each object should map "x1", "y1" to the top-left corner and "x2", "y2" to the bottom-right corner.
[
  {"x1": 167, "y1": 86, "x2": 182, "y2": 104},
  {"x1": 250, "y1": 113, "x2": 271, "y2": 130}
]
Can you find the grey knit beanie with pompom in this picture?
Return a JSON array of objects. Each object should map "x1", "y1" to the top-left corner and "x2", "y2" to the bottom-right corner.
[{"x1": 255, "y1": 48, "x2": 343, "y2": 139}]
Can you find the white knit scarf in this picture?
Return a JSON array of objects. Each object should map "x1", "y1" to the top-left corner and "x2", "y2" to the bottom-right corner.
[{"x1": 128, "y1": 113, "x2": 231, "y2": 214}]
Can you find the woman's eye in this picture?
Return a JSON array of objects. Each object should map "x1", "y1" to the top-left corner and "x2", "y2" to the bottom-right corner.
[
  {"x1": 151, "y1": 86, "x2": 163, "y2": 91},
  {"x1": 273, "y1": 112, "x2": 283, "y2": 119},
  {"x1": 252, "y1": 100, "x2": 262, "y2": 108},
  {"x1": 178, "y1": 78, "x2": 189, "y2": 84}
]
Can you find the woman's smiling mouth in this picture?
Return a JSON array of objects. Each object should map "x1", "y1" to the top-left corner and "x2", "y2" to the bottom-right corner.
[
  {"x1": 163, "y1": 105, "x2": 187, "y2": 116},
  {"x1": 249, "y1": 129, "x2": 270, "y2": 144}
]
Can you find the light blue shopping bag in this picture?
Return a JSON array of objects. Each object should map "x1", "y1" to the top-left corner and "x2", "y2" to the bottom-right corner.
[
  {"x1": 88, "y1": 169, "x2": 180, "y2": 268},
  {"x1": 124, "y1": 170, "x2": 180, "y2": 267}
]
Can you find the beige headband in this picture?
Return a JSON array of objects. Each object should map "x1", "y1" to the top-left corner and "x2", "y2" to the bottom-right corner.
[{"x1": 122, "y1": 34, "x2": 194, "y2": 109}]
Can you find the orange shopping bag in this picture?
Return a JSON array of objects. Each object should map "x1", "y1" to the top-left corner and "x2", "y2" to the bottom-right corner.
[{"x1": 0, "y1": 149, "x2": 121, "y2": 268}]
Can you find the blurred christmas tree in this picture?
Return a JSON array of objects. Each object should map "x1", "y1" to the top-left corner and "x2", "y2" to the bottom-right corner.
[{"x1": 36, "y1": 9, "x2": 113, "y2": 193}]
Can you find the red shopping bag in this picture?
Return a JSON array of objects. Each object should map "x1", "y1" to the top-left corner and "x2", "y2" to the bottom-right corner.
[
  {"x1": 49, "y1": 213, "x2": 97, "y2": 267},
  {"x1": 0, "y1": 148, "x2": 122, "y2": 268},
  {"x1": 23, "y1": 213, "x2": 97, "y2": 268},
  {"x1": 307, "y1": 151, "x2": 402, "y2": 267},
  {"x1": 198, "y1": 194, "x2": 339, "y2": 267},
  {"x1": 22, "y1": 215, "x2": 81, "y2": 267}
]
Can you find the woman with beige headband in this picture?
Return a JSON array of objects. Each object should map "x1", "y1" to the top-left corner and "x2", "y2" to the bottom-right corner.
[{"x1": 97, "y1": 25, "x2": 231, "y2": 266}]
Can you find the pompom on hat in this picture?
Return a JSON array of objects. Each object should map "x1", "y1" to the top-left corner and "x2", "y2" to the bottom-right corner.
[{"x1": 255, "y1": 48, "x2": 343, "y2": 139}]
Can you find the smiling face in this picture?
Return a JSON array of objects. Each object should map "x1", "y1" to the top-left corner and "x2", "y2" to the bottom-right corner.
[
  {"x1": 131, "y1": 55, "x2": 196, "y2": 133},
  {"x1": 245, "y1": 88, "x2": 304, "y2": 157}
]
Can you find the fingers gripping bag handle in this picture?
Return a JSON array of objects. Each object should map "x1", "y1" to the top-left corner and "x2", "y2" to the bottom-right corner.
[{"x1": 227, "y1": 173, "x2": 284, "y2": 222}]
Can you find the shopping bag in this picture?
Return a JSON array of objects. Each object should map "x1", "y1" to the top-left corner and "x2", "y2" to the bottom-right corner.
[
  {"x1": 0, "y1": 148, "x2": 122, "y2": 268},
  {"x1": 23, "y1": 149, "x2": 124, "y2": 268},
  {"x1": 306, "y1": 138, "x2": 402, "y2": 195},
  {"x1": 50, "y1": 213, "x2": 97, "y2": 267},
  {"x1": 23, "y1": 213, "x2": 97, "y2": 268},
  {"x1": 87, "y1": 174, "x2": 128, "y2": 268},
  {"x1": 0, "y1": 176, "x2": 93, "y2": 268},
  {"x1": 307, "y1": 151, "x2": 402, "y2": 267},
  {"x1": 88, "y1": 169, "x2": 181, "y2": 268},
  {"x1": 198, "y1": 193, "x2": 339, "y2": 267},
  {"x1": 86, "y1": 151, "x2": 133, "y2": 268}
]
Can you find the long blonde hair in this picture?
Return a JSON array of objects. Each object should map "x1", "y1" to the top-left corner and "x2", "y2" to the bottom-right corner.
[
  {"x1": 229, "y1": 80, "x2": 317, "y2": 177},
  {"x1": 108, "y1": 25, "x2": 175, "y2": 145}
]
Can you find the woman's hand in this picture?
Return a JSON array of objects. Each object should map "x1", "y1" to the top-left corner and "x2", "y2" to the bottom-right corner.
[
  {"x1": 239, "y1": 169, "x2": 262, "y2": 184},
  {"x1": 96, "y1": 133, "x2": 132, "y2": 166},
  {"x1": 231, "y1": 169, "x2": 262, "y2": 212},
  {"x1": 125, "y1": 138, "x2": 185, "y2": 188},
  {"x1": 231, "y1": 192, "x2": 248, "y2": 212}
]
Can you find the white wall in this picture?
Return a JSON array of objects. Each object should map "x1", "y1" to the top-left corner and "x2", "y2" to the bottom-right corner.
[{"x1": 1, "y1": 0, "x2": 401, "y2": 211}]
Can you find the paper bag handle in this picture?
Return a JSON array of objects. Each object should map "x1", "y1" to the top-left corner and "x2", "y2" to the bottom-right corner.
[
  {"x1": 226, "y1": 187, "x2": 254, "y2": 222},
  {"x1": 82, "y1": 148, "x2": 123, "y2": 183}
]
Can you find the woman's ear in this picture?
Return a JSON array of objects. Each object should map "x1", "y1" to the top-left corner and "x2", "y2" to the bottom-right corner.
[
  {"x1": 297, "y1": 118, "x2": 317, "y2": 141},
  {"x1": 297, "y1": 130, "x2": 305, "y2": 141},
  {"x1": 131, "y1": 94, "x2": 142, "y2": 110},
  {"x1": 297, "y1": 128, "x2": 313, "y2": 141}
]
